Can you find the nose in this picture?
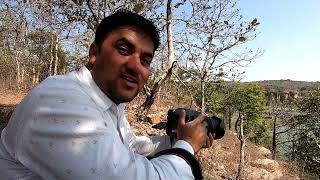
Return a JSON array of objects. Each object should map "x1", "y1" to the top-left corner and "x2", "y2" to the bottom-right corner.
[{"x1": 126, "y1": 53, "x2": 145, "y2": 76}]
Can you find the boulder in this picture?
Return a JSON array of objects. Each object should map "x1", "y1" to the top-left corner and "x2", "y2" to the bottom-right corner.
[
  {"x1": 145, "y1": 113, "x2": 164, "y2": 124},
  {"x1": 250, "y1": 158, "x2": 280, "y2": 172},
  {"x1": 245, "y1": 166, "x2": 281, "y2": 180},
  {"x1": 256, "y1": 146, "x2": 272, "y2": 158}
]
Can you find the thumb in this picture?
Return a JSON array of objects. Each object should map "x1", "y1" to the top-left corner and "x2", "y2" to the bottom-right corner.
[
  {"x1": 194, "y1": 114, "x2": 205, "y2": 124},
  {"x1": 178, "y1": 109, "x2": 186, "y2": 127}
]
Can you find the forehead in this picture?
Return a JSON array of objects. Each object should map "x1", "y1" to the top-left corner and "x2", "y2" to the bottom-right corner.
[{"x1": 104, "y1": 26, "x2": 155, "y2": 53}]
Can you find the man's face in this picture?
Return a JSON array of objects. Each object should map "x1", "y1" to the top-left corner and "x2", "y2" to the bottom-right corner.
[{"x1": 89, "y1": 26, "x2": 154, "y2": 104}]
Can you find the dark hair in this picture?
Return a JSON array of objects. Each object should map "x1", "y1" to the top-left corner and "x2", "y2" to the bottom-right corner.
[{"x1": 95, "y1": 10, "x2": 160, "y2": 51}]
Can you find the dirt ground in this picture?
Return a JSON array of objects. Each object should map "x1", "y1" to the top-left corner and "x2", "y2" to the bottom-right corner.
[{"x1": 0, "y1": 89, "x2": 26, "y2": 129}]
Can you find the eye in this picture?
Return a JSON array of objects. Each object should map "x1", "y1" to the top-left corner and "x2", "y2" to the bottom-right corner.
[
  {"x1": 117, "y1": 46, "x2": 130, "y2": 56},
  {"x1": 114, "y1": 39, "x2": 134, "y2": 56},
  {"x1": 141, "y1": 55, "x2": 153, "y2": 67}
]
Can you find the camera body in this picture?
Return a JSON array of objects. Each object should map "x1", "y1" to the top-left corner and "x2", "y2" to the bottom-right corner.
[{"x1": 166, "y1": 108, "x2": 225, "y2": 139}]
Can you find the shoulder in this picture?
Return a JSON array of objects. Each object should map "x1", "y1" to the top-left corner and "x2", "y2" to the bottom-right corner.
[
  {"x1": 36, "y1": 74, "x2": 81, "y2": 94},
  {"x1": 26, "y1": 74, "x2": 95, "y2": 110}
]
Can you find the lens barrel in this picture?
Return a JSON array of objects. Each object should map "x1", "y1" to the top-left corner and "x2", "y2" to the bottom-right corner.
[{"x1": 166, "y1": 108, "x2": 225, "y2": 139}]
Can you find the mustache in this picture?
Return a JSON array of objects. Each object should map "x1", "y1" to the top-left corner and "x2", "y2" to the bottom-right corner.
[{"x1": 121, "y1": 72, "x2": 139, "y2": 83}]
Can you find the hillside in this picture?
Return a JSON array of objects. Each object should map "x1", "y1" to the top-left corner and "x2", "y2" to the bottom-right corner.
[
  {"x1": 0, "y1": 90, "x2": 300, "y2": 180},
  {"x1": 225, "y1": 79, "x2": 320, "y2": 92},
  {"x1": 126, "y1": 94, "x2": 300, "y2": 180},
  {"x1": 222, "y1": 80, "x2": 320, "y2": 104},
  {"x1": 249, "y1": 80, "x2": 320, "y2": 94},
  {"x1": 131, "y1": 122, "x2": 299, "y2": 179}
]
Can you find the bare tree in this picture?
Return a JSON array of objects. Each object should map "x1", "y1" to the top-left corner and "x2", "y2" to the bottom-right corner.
[
  {"x1": 237, "y1": 112, "x2": 245, "y2": 180},
  {"x1": 141, "y1": 0, "x2": 176, "y2": 117},
  {"x1": 1, "y1": 1, "x2": 263, "y2": 121},
  {"x1": 1, "y1": 1, "x2": 29, "y2": 88},
  {"x1": 174, "y1": 0, "x2": 263, "y2": 112},
  {"x1": 267, "y1": 101, "x2": 295, "y2": 159}
]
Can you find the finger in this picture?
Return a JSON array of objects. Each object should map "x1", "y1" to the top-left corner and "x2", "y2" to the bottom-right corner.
[
  {"x1": 208, "y1": 133, "x2": 214, "y2": 147},
  {"x1": 208, "y1": 132, "x2": 214, "y2": 139},
  {"x1": 212, "y1": 133, "x2": 216, "y2": 139},
  {"x1": 194, "y1": 114, "x2": 205, "y2": 124},
  {"x1": 204, "y1": 136, "x2": 210, "y2": 148},
  {"x1": 200, "y1": 122, "x2": 208, "y2": 133},
  {"x1": 178, "y1": 109, "x2": 186, "y2": 127}
]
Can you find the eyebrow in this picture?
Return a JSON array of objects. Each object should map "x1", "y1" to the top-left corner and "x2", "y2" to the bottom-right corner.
[
  {"x1": 115, "y1": 38, "x2": 154, "y2": 58},
  {"x1": 115, "y1": 38, "x2": 134, "y2": 49}
]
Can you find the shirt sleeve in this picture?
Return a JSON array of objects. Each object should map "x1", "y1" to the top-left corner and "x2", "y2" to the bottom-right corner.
[
  {"x1": 15, "y1": 84, "x2": 195, "y2": 180},
  {"x1": 123, "y1": 117, "x2": 194, "y2": 157}
]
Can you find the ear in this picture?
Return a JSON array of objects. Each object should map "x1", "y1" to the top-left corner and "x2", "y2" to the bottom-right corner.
[
  {"x1": 88, "y1": 43, "x2": 98, "y2": 64},
  {"x1": 87, "y1": 43, "x2": 98, "y2": 70}
]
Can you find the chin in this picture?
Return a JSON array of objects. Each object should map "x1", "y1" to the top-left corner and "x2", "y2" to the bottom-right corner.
[
  {"x1": 118, "y1": 95, "x2": 135, "y2": 103},
  {"x1": 117, "y1": 91, "x2": 138, "y2": 103}
]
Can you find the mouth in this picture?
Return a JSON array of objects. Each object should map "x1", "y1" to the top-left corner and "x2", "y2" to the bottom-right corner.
[{"x1": 120, "y1": 74, "x2": 138, "y2": 87}]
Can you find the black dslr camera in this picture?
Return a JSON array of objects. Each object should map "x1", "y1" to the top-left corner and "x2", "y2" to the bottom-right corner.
[
  {"x1": 150, "y1": 108, "x2": 225, "y2": 180},
  {"x1": 153, "y1": 108, "x2": 225, "y2": 139}
]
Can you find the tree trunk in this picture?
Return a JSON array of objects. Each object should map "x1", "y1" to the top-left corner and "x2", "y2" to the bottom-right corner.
[
  {"x1": 15, "y1": 55, "x2": 21, "y2": 85},
  {"x1": 141, "y1": 63, "x2": 176, "y2": 118},
  {"x1": 49, "y1": 33, "x2": 54, "y2": 76},
  {"x1": 140, "y1": 0, "x2": 175, "y2": 119},
  {"x1": 166, "y1": 0, "x2": 174, "y2": 70},
  {"x1": 235, "y1": 111, "x2": 241, "y2": 133},
  {"x1": 228, "y1": 106, "x2": 232, "y2": 130},
  {"x1": 21, "y1": 64, "x2": 25, "y2": 84},
  {"x1": 224, "y1": 106, "x2": 232, "y2": 130},
  {"x1": 272, "y1": 116, "x2": 277, "y2": 159},
  {"x1": 223, "y1": 107, "x2": 228, "y2": 127},
  {"x1": 291, "y1": 133, "x2": 296, "y2": 160},
  {"x1": 236, "y1": 113, "x2": 245, "y2": 180},
  {"x1": 53, "y1": 34, "x2": 59, "y2": 75},
  {"x1": 32, "y1": 66, "x2": 36, "y2": 86},
  {"x1": 200, "y1": 78, "x2": 205, "y2": 113},
  {"x1": 36, "y1": 68, "x2": 40, "y2": 84}
]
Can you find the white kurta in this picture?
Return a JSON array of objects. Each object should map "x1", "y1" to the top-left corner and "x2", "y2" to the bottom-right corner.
[{"x1": 0, "y1": 67, "x2": 194, "y2": 180}]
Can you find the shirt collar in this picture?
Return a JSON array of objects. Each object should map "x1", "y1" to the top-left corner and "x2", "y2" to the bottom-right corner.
[{"x1": 72, "y1": 66, "x2": 126, "y2": 113}]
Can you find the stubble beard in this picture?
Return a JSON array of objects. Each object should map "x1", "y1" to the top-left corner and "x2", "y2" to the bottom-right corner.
[{"x1": 107, "y1": 85, "x2": 139, "y2": 104}]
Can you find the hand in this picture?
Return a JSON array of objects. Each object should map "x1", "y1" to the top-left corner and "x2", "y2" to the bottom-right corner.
[
  {"x1": 177, "y1": 110, "x2": 208, "y2": 153},
  {"x1": 202, "y1": 133, "x2": 215, "y2": 148}
]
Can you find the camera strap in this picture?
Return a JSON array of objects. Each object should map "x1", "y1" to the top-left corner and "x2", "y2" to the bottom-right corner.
[{"x1": 147, "y1": 148, "x2": 203, "y2": 180}]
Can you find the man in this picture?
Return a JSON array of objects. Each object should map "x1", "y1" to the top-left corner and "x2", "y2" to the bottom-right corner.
[{"x1": 0, "y1": 11, "x2": 213, "y2": 179}]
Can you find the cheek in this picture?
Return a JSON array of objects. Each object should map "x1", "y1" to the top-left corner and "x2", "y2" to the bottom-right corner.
[{"x1": 140, "y1": 69, "x2": 151, "y2": 84}]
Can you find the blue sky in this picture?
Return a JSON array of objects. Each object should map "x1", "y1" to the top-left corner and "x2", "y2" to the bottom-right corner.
[{"x1": 238, "y1": 0, "x2": 320, "y2": 82}]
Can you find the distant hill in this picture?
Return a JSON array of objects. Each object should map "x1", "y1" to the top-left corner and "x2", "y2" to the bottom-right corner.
[
  {"x1": 252, "y1": 80, "x2": 320, "y2": 103},
  {"x1": 249, "y1": 80, "x2": 320, "y2": 92},
  {"x1": 225, "y1": 80, "x2": 320, "y2": 104}
]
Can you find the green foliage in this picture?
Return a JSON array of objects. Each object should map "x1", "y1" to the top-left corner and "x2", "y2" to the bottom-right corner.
[
  {"x1": 293, "y1": 87, "x2": 320, "y2": 177},
  {"x1": 0, "y1": 49, "x2": 15, "y2": 77},
  {"x1": 134, "y1": 3, "x2": 144, "y2": 13},
  {"x1": 196, "y1": 81, "x2": 270, "y2": 144},
  {"x1": 231, "y1": 83, "x2": 266, "y2": 121},
  {"x1": 298, "y1": 87, "x2": 320, "y2": 115},
  {"x1": 244, "y1": 118, "x2": 272, "y2": 146},
  {"x1": 195, "y1": 80, "x2": 227, "y2": 115},
  {"x1": 230, "y1": 83, "x2": 267, "y2": 139},
  {"x1": 204, "y1": 80, "x2": 227, "y2": 114},
  {"x1": 27, "y1": 31, "x2": 68, "y2": 77},
  {"x1": 172, "y1": 68, "x2": 202, "y2": 106}
]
